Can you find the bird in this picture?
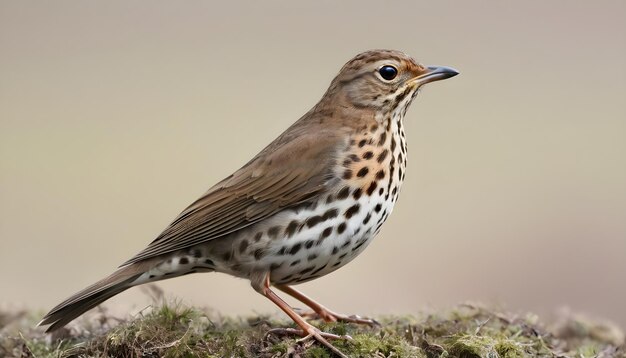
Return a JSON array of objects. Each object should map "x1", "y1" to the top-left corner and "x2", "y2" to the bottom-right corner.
[{"x1": 39, "y1": 49, "x2": 458, "y2": 357}]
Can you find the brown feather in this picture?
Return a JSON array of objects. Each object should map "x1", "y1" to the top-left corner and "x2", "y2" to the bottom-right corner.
[
  {"x1": 39, "y1": 260, "x2": 156, "y2": 332},
  {"x1": 120, "y1": 118, "x2": 356, "y2": 267}
]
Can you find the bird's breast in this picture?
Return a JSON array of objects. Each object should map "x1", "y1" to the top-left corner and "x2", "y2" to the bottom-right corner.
[
  {"x1": 198, "y1": 112, "x2": 409, "y2": 286},
  {"x1": 246, "y1": 114, "x2": 408, "y2": 285}
]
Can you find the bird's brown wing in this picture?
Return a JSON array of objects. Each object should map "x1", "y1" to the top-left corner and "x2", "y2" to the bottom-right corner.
[{"x1": 120, "y1": 125, "x2": 344, "y2": 266}]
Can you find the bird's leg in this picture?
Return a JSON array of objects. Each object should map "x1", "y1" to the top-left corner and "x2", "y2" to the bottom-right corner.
[
  {"x1": 253, "y1": 274, "x2": 351, "y2": 358},
  {"x1": 276, "y1": 285, "x2": 380, "y2": 326}
]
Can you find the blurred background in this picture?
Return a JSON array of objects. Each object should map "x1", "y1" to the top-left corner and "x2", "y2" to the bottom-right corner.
[{"x1": 1, "y1": 1, "x2": 625, "y2": 327}]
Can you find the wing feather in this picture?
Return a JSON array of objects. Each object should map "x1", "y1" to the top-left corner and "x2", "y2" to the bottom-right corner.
[{"x1": 120, "y1": 127, "x2": 344, "y2": 266}]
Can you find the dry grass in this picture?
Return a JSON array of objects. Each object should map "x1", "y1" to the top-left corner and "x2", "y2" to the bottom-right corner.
[{"x1": 1, "y1": 300, "x2": 624, "y2": 358}]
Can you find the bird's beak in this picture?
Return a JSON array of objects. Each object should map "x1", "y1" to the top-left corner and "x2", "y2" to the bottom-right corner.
[{"x1": 412, "y1": 66, "x2": 459, "y2": 86}]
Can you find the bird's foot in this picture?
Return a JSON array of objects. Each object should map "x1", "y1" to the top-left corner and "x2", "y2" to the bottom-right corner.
[
  {"x1": 266, "y1": 325, "x2": 352, "y2": 358},
  {"x1": 294, "y1": 307, "x2": 380, "y2": 326}
]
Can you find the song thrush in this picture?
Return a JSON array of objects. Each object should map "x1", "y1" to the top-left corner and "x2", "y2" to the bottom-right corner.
[{"x1": 39, "y1": 49, "x2": 458, "y2": 356}]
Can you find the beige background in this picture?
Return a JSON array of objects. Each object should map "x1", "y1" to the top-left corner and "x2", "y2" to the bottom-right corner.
[{"x1": 1, "y1": 1, "x2": 625, "y2": 327}]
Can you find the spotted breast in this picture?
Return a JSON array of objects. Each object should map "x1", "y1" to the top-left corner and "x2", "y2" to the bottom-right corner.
[{"x1": 134, "y1": 85, "x2": 413, "y2": 287}]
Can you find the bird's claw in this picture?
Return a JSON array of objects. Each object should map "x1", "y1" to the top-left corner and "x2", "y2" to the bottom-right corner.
[
  {"x1": 265, "y1": 326, "x2": 351, "y2": 358},
  {"x1": 341, "y1": 314, "x2": 381, "y2": 327},
  {"x1": 265, "y1": 327, "x2": 352, "y2": 341},
  {"x1": 293, "y1": 308, "x2": 380, "y2": 326}
]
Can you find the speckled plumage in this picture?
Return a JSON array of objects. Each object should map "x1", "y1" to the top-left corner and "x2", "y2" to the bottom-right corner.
[{"x1": 40, "y1": 49, "x2": 457, "y2": 357}]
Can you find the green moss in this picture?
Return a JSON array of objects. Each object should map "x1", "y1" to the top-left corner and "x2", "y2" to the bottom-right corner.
[
  {"x1": 304, "y1": 346, "x2": 333, "y2": 358},
  {"x1": 1, "y1": 302, "x2": 624, "y2": 358},
  {"x1": 340, "y1": 332, "x2": 424, "y2": 358},
  {"x1": 494, "y1": 339, "x2": 525, "y2": 358}
]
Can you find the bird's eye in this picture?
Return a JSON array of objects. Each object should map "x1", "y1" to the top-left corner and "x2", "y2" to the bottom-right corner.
[{"x1": 378, "y1": 65, "x2": 398, "y2": 81}]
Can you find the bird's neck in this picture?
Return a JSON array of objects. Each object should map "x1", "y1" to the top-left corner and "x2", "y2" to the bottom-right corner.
[{"x1": 331, "y1": 105, "x2": 408, "y2": 202}]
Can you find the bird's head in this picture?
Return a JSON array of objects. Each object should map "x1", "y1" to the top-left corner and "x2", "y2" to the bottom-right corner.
[{"x1": 326, "y1": 50, "x2": 458, "y2": 111}]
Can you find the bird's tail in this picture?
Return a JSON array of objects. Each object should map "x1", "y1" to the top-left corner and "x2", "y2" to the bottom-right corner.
[{"x1": 38, "y1": 261, "x2": 154, "y2": 332}]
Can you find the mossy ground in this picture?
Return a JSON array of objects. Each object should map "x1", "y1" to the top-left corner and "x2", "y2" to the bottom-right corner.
[{"x1": 1, "y1": 301, "x2": 624, "y2": 358}]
